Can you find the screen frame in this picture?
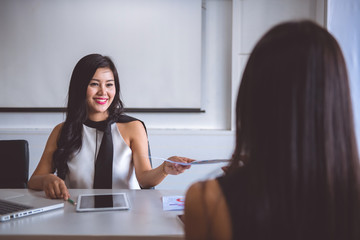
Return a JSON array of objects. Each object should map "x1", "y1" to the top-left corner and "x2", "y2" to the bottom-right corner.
[{"x1": 76, "y1": 193, "x2": 130, "y2": 212}]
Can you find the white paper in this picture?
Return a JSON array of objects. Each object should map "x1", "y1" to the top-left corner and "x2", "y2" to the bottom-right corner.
[
  {"x1": 162, "y1": 196, "x2": 185, "y2": 211},
  {"x1": 152, "y1": 157, "x2": 231, "y2": 166}
]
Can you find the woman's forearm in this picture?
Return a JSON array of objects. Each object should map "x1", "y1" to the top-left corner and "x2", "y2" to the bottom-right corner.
[
  {"x1": 137, "y1": 163, "x2": 168, "y2": 189},
  {"x1": 28, "y1": 174, "x2": 51, "y2": 190}
]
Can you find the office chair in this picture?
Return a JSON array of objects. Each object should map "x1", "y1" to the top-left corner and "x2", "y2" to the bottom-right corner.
[
  {"x1": 0, "y1": 140, "x2": 29, "y2": 188},
  {"x1": 142, "y1": 141, "x2": 155, "y2": 189}
]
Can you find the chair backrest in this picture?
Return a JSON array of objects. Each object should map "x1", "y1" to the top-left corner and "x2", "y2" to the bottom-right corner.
[{"x1": 0, "y1": 140, "x2": 29, "y2": 188}]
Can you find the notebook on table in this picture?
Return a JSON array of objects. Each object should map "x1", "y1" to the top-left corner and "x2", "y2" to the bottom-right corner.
[{"x1": 0, "y1": 190, "x2": 64, "y2": 222}]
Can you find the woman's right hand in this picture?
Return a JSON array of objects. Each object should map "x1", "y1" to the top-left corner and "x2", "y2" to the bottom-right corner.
[{"x1": 42, "y1": 174, "x2": 70, "y2": 200}]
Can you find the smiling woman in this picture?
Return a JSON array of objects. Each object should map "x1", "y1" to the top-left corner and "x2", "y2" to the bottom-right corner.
[
  {"x1": 27, "y1": 54, "x2": 194, "y2": 199},
  {"x1": 86, "y1": 68, "x2": 116, "y2": 121}
]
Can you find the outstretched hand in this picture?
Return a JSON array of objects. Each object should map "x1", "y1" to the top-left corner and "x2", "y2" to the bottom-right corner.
[
  {"x1": 164, "y1": 156, "x2": 194, "y2": 175},
  {"x1": 42, "y1": 174, "x2": 70, "y2": 200}
]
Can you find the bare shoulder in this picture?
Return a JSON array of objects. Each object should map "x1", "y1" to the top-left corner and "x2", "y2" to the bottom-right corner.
[
  {"x1": 116, "y1": 120, "x2": 144, "y2": 130},
  {"x1": 186, "y1": 179, "x2": 224, "y2": 210},
  {"x1": 31, "y1": 122, "x2": 64, "y2": 176},
  {"x1": 47, "y1": 123, "x2": 64, "y2": 144},
  {"x1": 53, "y1": 122, "x2": 64, "y2": 134},
  {"x1": 185, "y1": 181, "x2": 204, "y2": 205},
  {"x1": 185, "y1": 179, "x2": 231, "y2": 240},
  {"x1": 116, "y1": 120, "x2": 145, "y2": 133},
  {"x1": 116, "y1": 121, "x2": 147, "y2": 145}
]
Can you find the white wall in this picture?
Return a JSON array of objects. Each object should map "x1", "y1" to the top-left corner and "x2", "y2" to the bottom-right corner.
[
  {"x1": 327, "y1": 0, "x2": 360, "y2": 154},
  {"x1": 0, "y1": 0, "x2": 329, "y2": 190},
  {"x1": 231, "y1": 0, "x2": 326, "y2": 128}
]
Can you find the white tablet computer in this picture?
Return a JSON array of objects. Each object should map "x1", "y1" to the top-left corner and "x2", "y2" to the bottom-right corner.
[{"x1": 76, "y1": 193, "x2": 130, "y2": 212}]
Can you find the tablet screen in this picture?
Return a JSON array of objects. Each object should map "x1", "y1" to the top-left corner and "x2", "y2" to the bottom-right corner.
[{"x1": 76, "y1": 193, "x2": 130, "y2": 212}]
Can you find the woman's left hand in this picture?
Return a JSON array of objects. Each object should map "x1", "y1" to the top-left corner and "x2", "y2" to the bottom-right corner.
[{"x1": 164, "y1": 156, "x2": 194, "y2": 175}]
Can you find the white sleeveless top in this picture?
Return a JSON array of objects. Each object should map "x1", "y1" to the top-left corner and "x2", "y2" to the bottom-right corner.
[{"x1": 65, "y1": 123, "x2": 140, "y2": 189}]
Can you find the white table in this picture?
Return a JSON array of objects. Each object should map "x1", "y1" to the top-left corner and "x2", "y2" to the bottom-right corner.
[{"x1": 0, "y1": 189, "x2": 185, "y2": 240}]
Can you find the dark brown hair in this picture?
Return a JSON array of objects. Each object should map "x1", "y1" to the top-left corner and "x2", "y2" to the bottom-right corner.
[{"x1": 227, "y1": 20, "x2": 360, "y2": 239}]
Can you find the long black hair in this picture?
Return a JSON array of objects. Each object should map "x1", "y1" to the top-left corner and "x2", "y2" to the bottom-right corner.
[
  {"x1": 226, "y1": 20, "x2": 360, "y2": 239},
  {"x1": 53, "y1": 54, "x2": 125, "y2": 179}
]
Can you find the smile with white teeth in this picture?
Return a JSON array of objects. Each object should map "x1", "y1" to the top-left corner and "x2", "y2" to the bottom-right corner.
[{"x1": 95, "y1": 98, "x2": 108, "y2": 104}]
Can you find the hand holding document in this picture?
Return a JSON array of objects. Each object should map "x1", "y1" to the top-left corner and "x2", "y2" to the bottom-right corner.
[{"x1": 151, "y1": 157, "x2": 231, "y2": 166}]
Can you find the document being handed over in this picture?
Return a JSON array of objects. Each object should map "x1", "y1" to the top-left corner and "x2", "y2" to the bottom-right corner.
[{"x1": 151, "y1": 157, "x2": 231, "y2": 166}]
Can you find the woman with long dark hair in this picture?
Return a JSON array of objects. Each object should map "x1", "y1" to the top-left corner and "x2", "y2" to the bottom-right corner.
[
  {"x1": 28, "y1": 54, "x2": 192, "y2": 199},
  {"x1": 185, "y1": 20, "x2": 360, "y2": 240}
]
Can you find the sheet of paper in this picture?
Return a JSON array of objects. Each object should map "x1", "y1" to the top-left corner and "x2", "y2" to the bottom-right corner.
[
  {"x1": 151, "y1": 157, "x2": 230, "y2": 166},
  {"x1": 162, "y1": 196, "x2": 185, "y2": 211}
]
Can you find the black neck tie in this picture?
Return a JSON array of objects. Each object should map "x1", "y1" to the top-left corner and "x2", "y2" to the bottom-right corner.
[{"x1": 84, "y1": 119, "x2": 113, "y2": 189}]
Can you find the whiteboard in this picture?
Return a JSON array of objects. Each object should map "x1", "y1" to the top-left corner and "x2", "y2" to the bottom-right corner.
[{"x1": 0, "y1": 0, "x2": 202, "y2": 109}]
